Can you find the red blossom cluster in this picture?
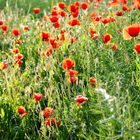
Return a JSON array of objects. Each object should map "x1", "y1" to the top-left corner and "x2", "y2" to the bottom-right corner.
[
  {"x1": 18, "y1": 93, "x2": 61, "y2": 127},
  {"x1": 11, "y1": 48, "x2": 24, "y2": 68},
  {"x1": 62, "y1": 58, "x2": 78, "y2": 84},
  {"x1": 75, "y1": 95, "x2": 88, "y2": 106},
  {"x1": 0, "y1": 62, "x2": 7, "y2": 70}
]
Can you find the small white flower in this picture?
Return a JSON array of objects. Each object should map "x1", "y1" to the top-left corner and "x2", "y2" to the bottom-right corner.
[{"x1": 95, "y1": 88, "x2": 116, "y2": 104}]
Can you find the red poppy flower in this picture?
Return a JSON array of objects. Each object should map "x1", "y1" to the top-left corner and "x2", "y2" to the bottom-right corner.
[
  {"x1": 60, "y1": 33, "x2": 67, "y2": 41},
  {"x1": 49, "y1": 37, "x2": 56, "y2": 45},
  {"x1": 89, "y1": 77, "x2": 96, "y2": 87},
  {"x1": 43, "y1": 107, "x2": 54, "y2": 118},
  {"x1": 59, "y1": 33, "x2": 65, "y2": 41},
  {"x1": 137, "y1": 2, "x2": 140, "y2": 10},
  {"x1": 0, "y1": 20, "x2": 3, "y2": 25},
  {"x1": 134, "y1": 44, "x2": 140, "y2": 54},
  {"x1": 90, "y1": 12, "x2": 98, "y2": 21},
  {"x1": 34, "y1": 93, "x2": 43, "y2": 102},
  {"x1": 15, "y1": 53, "x2": 24, "y2": 60},
  {"x1": 118, "y1": 0, "x2": 128, "y2": 4},
  {"x1": 12, "y1": 48, "x2": 19, "y2": 54},
  {"x1": 59, "y1": 10, "x2": 67, "y2": 17},
  {"x1": 109, "y1": 17, "x2": 116, "y2": 22},
  {"x1": 33, "y1": 8, "x2": 40, "y2": 14},
  {"x1": 89, "y1": 27, "x2": 97, "y2": 35},
  {"x1": 0, "y1": 62, "x2": 7, "y2": 70},
  {"x1": 68, "y1": 4, "x2": 79, "y2": 13},
  {"x1": 108, "y1": 1, "x2": 120, "y2": 7},
  {"x1": 81, "y1": 2, "x2": 90, "y2": 10},
  {"x1": 68, "y1": 70, "x2": 78, "y2": 77},
  {"x1": 45, "y1": 118, "x2": 56, "y2": 126},
  {"x1": 45, "y1": 118, "x2": 61, "y2": 126},
  {"x1": 90, "y1": 11, "x2": 97, "y2": 17},
  {"x1": 101, "y1": 18, "x2": 110, "y2": 24},
  {"x1": 18, "y1": 106, "x2": 26, "y2": 114},
  {"x1": 53, "y1": 21, "x2": 61, "y2": 28},
  {"x1": 62, "y1": 58, "x2": 75, "y2": 71},
  {"x1": 69, "y1": 76, "x2": 78, "y2": 84},
  {"x1": 56, "y1": 120, "x2": 61, "y2": 126},
  {"x1": 51, "y1": 41, "x2": 60, "y2": 49},
  {"x1": 1, "y1": 25, "x2": 8, "y2": 31},
  {"x1": 51, "y1": 9, "x2": 59, "y2": 16},
  {"x1": 44, "y1": 47, "x2": 53, "y2": 57},
  {"x1": 15, "y1": 53, "x2": 23, "y2": 67},
  {"x1": 58, "y1": 2, "x2": 66, "y2": 9},
  {"x1": 18, "y1": 106, "x2": 27, "y2": 118},
  {"x1": 96, "y1": 0, "x2": 102, "y2": 2},
  {"x1": 91, "y1": 16, "x2": 101, "y2": 23},
  {"x1": 41, "y1": 32, "x2": 50, "y2": 41},
  {"x1": 71, "y1": 37, "x2": 77, "y2": 44},
  {"x1": 24, "y1": 26, "x2": 29, "y2": 31},
  {"x1": 123, "y1": 24, "x2": 140, "y2": 40},
  {"x1": 15, "y1": 59, "x2": 23, "y2": 67},
  {"x1": 90, "y1": 33, "x2": 99, "y2": 40},
  {"x1": 110, "y1": 43, "x2": 118, "y2": 51},
  {"x1": 122, "y1": 5, "x2": 130, "y2": 11},
  {"x1": 12, "y1": 29, "x2": 21, "y2": 36},
  {"x1": 74, "y1": 1, "x2": 81, "y2": 7},
  {"x1": 50, "y1": 16, "x2": 59, "y2": 23},
  {"x1": 89, "y1": 28, "x2": 99, "y2": 40},
  {"x1": 68, "y1": 19, "x2": 81, "y2": 26},
  {"x1": 68, "y1": 4, "x2": 79, "y2": 17},
  {"x1": 115, "y1": 11, "x2": 123, "y2": 16},
  {"x1": 71, "y1": 10, "x2": 79, "y2": 18},
  {"x1": 102, "y1": 34, "x2": 112, "y2": 45},
  {"x1": 75, "y1": 95, "x2": 88, "y2": 106}
]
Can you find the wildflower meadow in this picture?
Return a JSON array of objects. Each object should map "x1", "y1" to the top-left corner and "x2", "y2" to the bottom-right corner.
[{"x1": 0, "y1": 0, "x2": 140, "y2": 139}]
